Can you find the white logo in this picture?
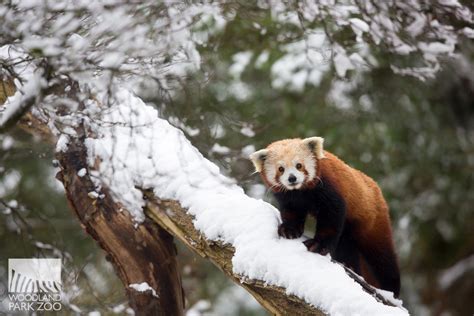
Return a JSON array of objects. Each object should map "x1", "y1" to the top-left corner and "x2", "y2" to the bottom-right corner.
[{"x1": 7, "y1": 258, "x2": 62, "y2": 312}]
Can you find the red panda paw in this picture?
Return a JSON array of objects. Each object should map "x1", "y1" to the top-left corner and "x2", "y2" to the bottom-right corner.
[
  {"x1": 278, "y1": 223, "x2": 303, "y2": 239},
  {"x1": 303, "y1": 238, "x2": 319, "y2": 252},
  {"x1": 303, "y1": 239, "x2": 330, "y2": 256}
]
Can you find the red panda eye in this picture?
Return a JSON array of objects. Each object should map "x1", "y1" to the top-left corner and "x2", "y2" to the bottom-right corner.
[
  {"x1": 278, "y1": 166, "x2": 285, "y2": 173},
  {"x1": 296, "y1": 163, "x2": 302, "y2": 170}
]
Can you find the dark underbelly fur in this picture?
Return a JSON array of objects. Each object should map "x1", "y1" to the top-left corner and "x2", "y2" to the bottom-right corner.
[
  {"x1": 274, "y1": 179, "x2": 362, "y2": 278},
  {"x1": 273, "y1": 177, "x2": 401, "y2": 297},
  {"x1": 275, "y1": 178, "x2": 400, "y2": 297}
]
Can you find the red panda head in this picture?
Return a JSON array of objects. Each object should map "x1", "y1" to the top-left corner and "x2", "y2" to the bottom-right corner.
[{"x1": 249, "y1": 137, "x2": 326, "y2": 191}]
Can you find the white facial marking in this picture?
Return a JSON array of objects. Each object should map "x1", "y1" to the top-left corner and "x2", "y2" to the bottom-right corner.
[
  {"x1": 264, "y1": 159, "x2": 278, "y2": 187},
  {"x1": 304, "y1": 156, "x2": 316, "y2": 181},
  {"x1": 281, "y1": 165, "x2": 305, "y2": 190},
  {"x1": 277, "y1": 157, "x2": 308, "y2": 190}
]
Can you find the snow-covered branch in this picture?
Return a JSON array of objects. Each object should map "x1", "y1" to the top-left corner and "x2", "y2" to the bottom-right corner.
[
  {"x1": 1, "y1": 1, "x2": 472, "y2": 136},
  {"x1": 0, "y1": 70, "x2": 46, "y2": 132},
  {"x1": 269, "y1": 0, "x2": 474, "y2": 83},
  {"x1": 0, "y1": 1, "x2": 223, "y2": 94}
]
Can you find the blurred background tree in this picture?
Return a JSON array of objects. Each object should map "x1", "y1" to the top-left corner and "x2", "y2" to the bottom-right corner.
[{"x1": 1, "y1": 1, "x2": 473, "y2": 315}]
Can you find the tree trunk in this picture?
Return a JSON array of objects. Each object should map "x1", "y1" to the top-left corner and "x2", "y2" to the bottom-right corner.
[{"x1": 57, "y1": 138, "x2": 185, "y2": 316}]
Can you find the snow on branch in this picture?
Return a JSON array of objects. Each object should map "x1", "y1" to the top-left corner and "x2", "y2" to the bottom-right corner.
[
  {"x1": 271, "y1": 0, "x2": 474, "y2": 81},
  {"x1": 129, "y1": 282, "x2": 159, "y2": 298},
  {"x1": 0, "y1": 70, "x2": 46, "y2": 132},
  {"x1": 81, "y1": 88, "x2": 408, "y2": 315},
  {"x1": 0, "y1": 1, "x2": 224, "y2": 96}
]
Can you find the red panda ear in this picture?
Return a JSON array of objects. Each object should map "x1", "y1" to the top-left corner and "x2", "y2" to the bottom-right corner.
[
  {"x1": 302, "y1": 137, "x2": 326, "y2": 159},
  {"x1": 249, "y1": 149, "x2": 269, "y2": 172}
]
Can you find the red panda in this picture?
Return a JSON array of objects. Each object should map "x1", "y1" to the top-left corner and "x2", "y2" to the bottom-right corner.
[{"x1": 249, "y1": 137, "x2": 400, "y2": 297}]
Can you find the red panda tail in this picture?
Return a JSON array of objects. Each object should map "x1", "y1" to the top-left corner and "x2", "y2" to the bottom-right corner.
[
  {"x1": 335, "y1": 222, "x2": 401, "y2": 297},
  {"x1": 358, "y1": 216, "x2": 401, "y2": 297}
]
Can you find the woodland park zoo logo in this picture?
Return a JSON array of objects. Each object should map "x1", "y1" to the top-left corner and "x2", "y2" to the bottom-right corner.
[{"x1": 6, "y1": 258, "x2": 62, "y2": 312}]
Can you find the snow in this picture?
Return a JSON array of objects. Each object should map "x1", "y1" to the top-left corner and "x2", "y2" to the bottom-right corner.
[
  {"x1": 84, "y1": 88, "x2": 408, "y2": 315},
  {"x1": 99, "y1": 52, "x2": 126, "y2": 68},
  {"x1": 406, "y1": 14, "x2": 426, "y2": 37},
  {"x1": 0, "y1": 71, "x2": 45, "y2": 129},
  {"x1": 255, "y1": 51, "x2": 269, "y2": 68},
  {"x1": 168, "y1": 117, "x2": 200, "y2": 137},
  {"x1": 418, "y1": 42, "x2": 454, "y2": 55},
  {"x1": 88, "y1": 191, "x2": 99, "y2": 199},
  {"x1": 246, "y1": 184, "x2": 266, "y2": 200},
  {"x1": 211, "y1": 143, "x2": 231, "y2": 155},
  {"x1": 229, "y1": 51, "x2": 253, "y2": 79},
  {"x1": 77, "y1": 168, "x2": 87, "y2": 177},
  {"x1": 271, "y1": 33, "x2": 329, "y2": 91},
  {"x1": 2, "y1": 135, "x2": 14, "y2": 150},
  {"x1": 69, "y1": 304, "x2": 82, "y2": 313},
  {"x1": 349, "y1": 18, "x2": 370, "y2": 33},
  {"x1": 7, "y1": 199, "x2": 18, "y2": 208},
  {"x1": 228, "y1": 81, "x2": 253, "y2": 102},
  {"x1": 438, "y1": 0, "x2": 461, "y2": 7},
  {"x1": 462, "y1": 27, "x2": 474, "y2": 38},
  {"x1": 240, "y1": 126, "x2": 255, "y2": 137},
  {"x1": 240, "y1": 144, "x2": 256, "y2": 157},
  {"x1": 56, "y1": 134, "x2": 70, "y2": 153},
  {"x1": 333, "y1": 46, "x2": 355, "y2": 77},
  {"x1": 0, "y1": 170, "x2": 21, "y2": 198},
  {"x1": 129, "y1": 282, "x2": 159, "y2": 298},
  {"x1": 186, "y1": 300, "x2": 210, "y2": 316},
  {"x1": 327, "y1": 79, "x2": 355, "y2": 109},
  {"x1": 439, "y1": 255, "x2": 474, "y2": 289},
  {"x1": 350, "y1": 18, "x2": 369, "y2": 41}
]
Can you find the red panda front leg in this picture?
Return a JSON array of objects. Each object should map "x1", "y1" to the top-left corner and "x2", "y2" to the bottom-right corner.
[
  {"x1": 304, "y1": 204, "x2": 346, "y2": 256},
  {"x1": 278, "y1": 210, "x2": 306, "y2": 239}
]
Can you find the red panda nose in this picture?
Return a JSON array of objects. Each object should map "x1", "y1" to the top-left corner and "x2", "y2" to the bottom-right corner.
[{"x1": 288, "y1": 174, "x2": 297, "y2": 183}]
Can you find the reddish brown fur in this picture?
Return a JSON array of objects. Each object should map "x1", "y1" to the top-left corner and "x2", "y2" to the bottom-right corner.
[
  {"x1": 318, "y1": 152, "x2": 396, "y2": 253},
  {"x1": 319, "y1": 152, "x2": 398, "y2": 291}
]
